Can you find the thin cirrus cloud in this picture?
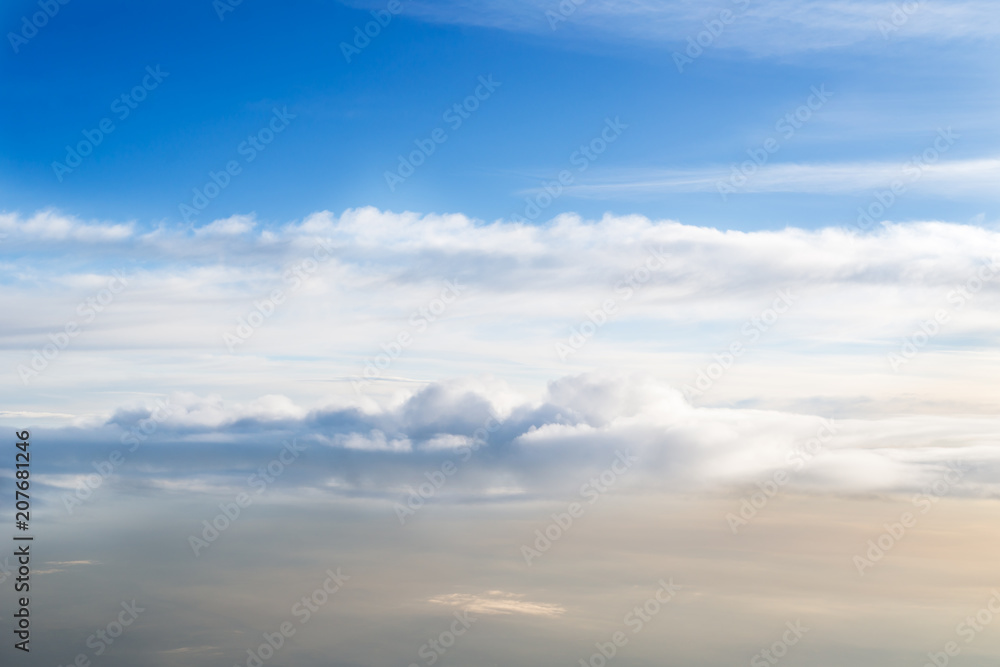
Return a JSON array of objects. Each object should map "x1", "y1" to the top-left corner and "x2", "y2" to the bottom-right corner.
[
  {"x1": 528, "y1": 157, "x2": 1000, "y2": 199},
  {"x1": 340, "y1": 0, "x2": 1000, "y2": 54}
]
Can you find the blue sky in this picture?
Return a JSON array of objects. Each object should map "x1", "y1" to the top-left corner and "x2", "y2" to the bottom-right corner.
[
  {"x1": 2, "y1": 0, "x2": 998, "y2": 230},
  {"x1": 3, "y1": 3, "x2": 1000, "y2": 666}
]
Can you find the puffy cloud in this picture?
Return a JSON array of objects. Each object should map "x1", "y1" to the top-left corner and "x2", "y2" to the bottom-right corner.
[
  {"x1": 31, "y1": 374, "x2": 1000, "y2": 505},
  {"x1": 1, "y1": 208, "x2": 998, "y2": 421},
  {"x1": 0, "y1": 209, "x2": 132, "y2": 242}
]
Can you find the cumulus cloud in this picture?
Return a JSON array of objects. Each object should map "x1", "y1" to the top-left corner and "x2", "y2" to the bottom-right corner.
[
  {"x1": 1, "y1": 207, "x2": 998, "y2": 436},
  {"x1": 31, "y1": 374, "x2": 1000, "y2": 506},
  {"x1": 0, "y1": 209, "x2": 132, "y2": 242}
]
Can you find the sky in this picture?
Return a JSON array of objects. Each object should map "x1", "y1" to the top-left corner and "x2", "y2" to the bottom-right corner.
[
  {"x1": 1, "y1": 0, "x2": 999, "y2": 229},
  {"x1": 1, "y1": 1, "x2": 1000, "y2": 666}
]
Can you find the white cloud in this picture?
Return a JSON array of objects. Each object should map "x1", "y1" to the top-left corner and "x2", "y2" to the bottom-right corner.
[
  {"x1": 2, "y1": 208, "x2": 999, "y2": 429},
  {"x1": 543, "y1": 157, "x2": 1000, "y2": 198},
  {"x1": 39, "y1": 373, "x2": 1000, "y2": 503},
  {"x1": 429, "y1": 590, "x2": 566, "y2": 617},
  {"x1": 194, "y1": 214, "x2": 257, "y2": 236},
  {"x1": 339, "y1": 0, "x2": 1000, "y2": 55},
  {"x1": 0, "y1": 209, "x2": 132, "y2": 242}
]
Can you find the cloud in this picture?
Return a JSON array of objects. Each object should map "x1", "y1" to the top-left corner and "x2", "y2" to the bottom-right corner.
[
  {"x1": 193, "y1": 214, "x2": 257, "y2": 236},
  {"x1": 429, "y1": 591, "x2": 566, "y2": 617},
  {"x1": 339, "y1": 0, "x2": 1000, "y2": 55},
  {"x1": 2, "y1": 207, "x2": 999, "y2": 429},
  {"x1": 29, "y1": 373, "x2": 1000, "y2": 506},
  {"x1": 540, "y1": 157, "x2": 1000, "y2": 199},
  {"x1": 0, "y1": 209, "x2": 133, "y2": 242}
]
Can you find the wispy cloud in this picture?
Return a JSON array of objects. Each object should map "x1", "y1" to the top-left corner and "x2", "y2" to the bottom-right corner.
[
  {"x1": 535, "y1": 157, "x2": 1000, "y2": 198},
  {"x1": 429, "y1": 590, "x2": 566, "y2": 616},
  {"x1": 341, "y1": 0, "x2": 1000, "y2": 54}
]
